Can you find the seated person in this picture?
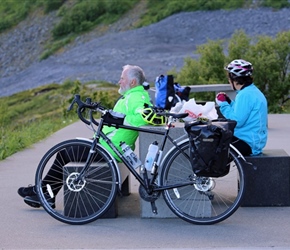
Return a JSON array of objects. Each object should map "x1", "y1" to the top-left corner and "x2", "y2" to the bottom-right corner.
[
  {"x1": 216, "y1": 59, "x2": 268, "y2": 156},
  {"x1": 18, "y1": 64, "x2": 157, "y2": 208}
]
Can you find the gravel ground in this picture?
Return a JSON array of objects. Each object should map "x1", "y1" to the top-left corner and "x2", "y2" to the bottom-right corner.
[{"x1": 0, "y1": 7, "x2": 289, "y2": 97}]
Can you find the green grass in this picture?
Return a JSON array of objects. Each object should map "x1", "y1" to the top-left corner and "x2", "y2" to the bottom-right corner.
[
  {"x1": 136, "y1": 0, "x2": 290, "y2": 27},
  {"x1": 0, "y1": 80, "x2": 119, "y2": 160},
  {"x1": 136, "y1": 0, "x2": 245, "y2": 27},
  {"x1": 0, "y1": 0, "x2": 64, "y2": 33}
]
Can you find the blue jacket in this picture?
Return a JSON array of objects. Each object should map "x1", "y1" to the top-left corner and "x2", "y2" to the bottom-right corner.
[{"x1": 219, "y1": 84, "x2": 268, "y2": 155}]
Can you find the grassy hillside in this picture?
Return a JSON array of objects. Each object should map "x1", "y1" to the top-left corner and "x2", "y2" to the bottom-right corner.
[{"x1": 0, "y1": 80, "x2": 119, "y2": 160}]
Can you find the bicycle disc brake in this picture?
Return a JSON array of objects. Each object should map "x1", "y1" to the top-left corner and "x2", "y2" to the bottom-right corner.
[
  {"x1": 66, "y1": 172, "x2": 86, "y2": 192},
  {"x1": 194, "y1": 177, "x2": 215, "y2": 192},
  {"x1": 194, "y1": 176, "x2": 215, "y2": 200}
]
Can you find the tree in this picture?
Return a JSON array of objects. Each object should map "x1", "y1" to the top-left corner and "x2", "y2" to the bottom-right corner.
[
  {"x1": 176, "y1": 30, "x2": 290, "y2": 113},
  {"x1": 245, "y1": 31, "x2": 290, "y2": 112},
  {"x1": 176, "y1": 40, "x2": 226, "y2": 101}
]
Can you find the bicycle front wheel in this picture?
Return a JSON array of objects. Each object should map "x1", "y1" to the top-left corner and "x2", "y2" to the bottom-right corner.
[
  {"x1": 160, "y1": 139, "x2": 245, "y2": 225},
  {"x1": 35, "y1": 139, "x2": 118, "y2": 225}
]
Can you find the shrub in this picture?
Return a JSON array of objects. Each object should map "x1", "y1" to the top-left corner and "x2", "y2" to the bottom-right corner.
[
  {"x1": 0, "y1": 0, "x2": 64, "y2": 33},
  {"x1": 43, "y1": 0, "x2": 65, "y2": 13},
  {"x1": 261, "y1": 0, "x2": 290, "y2": 9},
  {"x1": 246, "y1": 31, "x2": 290, "y2": 112},
  {"x1": 138, "y1": 0, "x2": 245, "y2": 27},
  {"x1": 52, "y1": 0, "x2": 137, "y2": 38},
  {"x1": 176, "y1": 30, "x2": 290, "y2": 113}
]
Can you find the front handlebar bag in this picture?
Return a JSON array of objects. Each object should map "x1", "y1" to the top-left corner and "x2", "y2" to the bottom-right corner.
[
  {"x1": 185, "y1": 119, "x2": 237, "y2": 177},
  {"x1": 102, "y1": 110, "x2": 125, "y2": 127}
]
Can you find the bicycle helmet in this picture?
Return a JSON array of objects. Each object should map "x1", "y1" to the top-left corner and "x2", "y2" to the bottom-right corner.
[
  {"x1": 225, "y1": 59, "x2": 253, "y2": 78},
  {"x1": 141, "y1": 107, "x2": 166, "y2": 125}
]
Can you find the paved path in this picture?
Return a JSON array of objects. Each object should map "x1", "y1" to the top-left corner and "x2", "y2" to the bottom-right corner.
[{"x1": 1, "y1": 114, "x2": 290, "y2": 249}]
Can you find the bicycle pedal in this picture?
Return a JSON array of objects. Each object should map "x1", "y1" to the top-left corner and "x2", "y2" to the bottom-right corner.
[{"x1": 150, "y1": 201, "x2": 158, "y2": 214}]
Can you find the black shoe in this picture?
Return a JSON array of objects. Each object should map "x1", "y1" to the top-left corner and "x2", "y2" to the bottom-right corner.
[
  {"x1": 24, "y1": 194, "x2": 55, "y2": 209},
  {"x1": 18, "y1": 185, "x2": 36, "y2": 198}
]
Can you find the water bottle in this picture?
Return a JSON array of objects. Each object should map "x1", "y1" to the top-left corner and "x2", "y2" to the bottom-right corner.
[
  {"x1": 144, "y1": 141, "x2": 159, "y2": 172},
  {"x1": 120, "y1": 142, "x2": 142, "y2": 169}
]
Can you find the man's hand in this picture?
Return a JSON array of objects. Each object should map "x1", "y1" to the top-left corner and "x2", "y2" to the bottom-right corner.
[{"x1": 216, "y1": 92, "x2": 231, "y2": 105}]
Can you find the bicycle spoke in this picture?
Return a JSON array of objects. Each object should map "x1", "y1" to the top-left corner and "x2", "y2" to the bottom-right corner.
[
  {"x1": 160, "y1": 139, "x2": 245, "y2": 225},
  {"x1": 35, "y1": 139, "x2": 118, "y2": 225}
]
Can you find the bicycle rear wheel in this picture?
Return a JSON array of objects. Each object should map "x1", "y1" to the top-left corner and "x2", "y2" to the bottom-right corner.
[
  {"x1": 160, "y1": 139, "x2": 245, "y2": 225},
  {"x1": 35, "y1": 139, "x2": 118, "y2": 225}
]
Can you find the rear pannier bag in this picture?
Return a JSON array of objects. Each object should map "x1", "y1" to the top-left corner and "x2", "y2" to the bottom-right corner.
[{"x1": 185, "y1": 119, "x2": 237, "y2": 177}]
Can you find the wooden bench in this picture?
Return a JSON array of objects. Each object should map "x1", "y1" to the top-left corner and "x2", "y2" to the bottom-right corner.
[{"x1": 241, "y1": 149, "x2": 290, "y2": 207}]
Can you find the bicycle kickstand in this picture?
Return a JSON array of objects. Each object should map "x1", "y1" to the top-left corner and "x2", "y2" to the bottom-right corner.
[{"x1": 150, "y1": 201, "x2": 158, "y2": 214}]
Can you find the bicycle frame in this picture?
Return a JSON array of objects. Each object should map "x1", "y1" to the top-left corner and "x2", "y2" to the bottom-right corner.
[
  {"x1": 69, "y1": 94, "x2": 248, "y2": 196},
  {"x1": 78, "y1": 115, "x2": 192, "y2": 194},
  {"x1": 34, "y1": 94, "x2": 249, "y2": 225}
]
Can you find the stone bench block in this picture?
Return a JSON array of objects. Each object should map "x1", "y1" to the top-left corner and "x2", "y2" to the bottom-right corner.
[
  {"x1": 241, "y1": 149, "x2": 290, "y2": 207},
  {"x1": 139, "y1": 124, "x2": 187, "y2": 218},
  {"x1": 138, "y1": 125, "x2": 290, "y2": 216},
  {"x1": 64, "y1": 162, "x2": 130, "y2": 218}
]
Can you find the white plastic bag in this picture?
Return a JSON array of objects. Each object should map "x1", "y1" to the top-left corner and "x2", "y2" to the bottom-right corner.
[
  {"x1": 169, "y1": 100, "x2": 186, "y2": 113},
  {"x1": 178, "y1": 98, "x2": 218, "y2": 122}
]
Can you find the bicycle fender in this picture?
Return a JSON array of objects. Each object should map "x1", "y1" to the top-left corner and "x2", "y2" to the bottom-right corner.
[
  {"x1": 229, "y1": 144, "x2": 256, "y2": 169},
  {"x1": 76, "y1": 137, "x2": 93, "y2": 142},
  {"x1": 160, "y1": 138, "x2": 190, "y2": 169},
  {"x1": 229, "y1": 144, "x2": 246, "y2": 161}
]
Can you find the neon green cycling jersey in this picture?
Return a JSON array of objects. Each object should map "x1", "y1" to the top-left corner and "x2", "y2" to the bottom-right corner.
[{"x1": 100, "y1": 85, "x2": 152, "y2": 161}]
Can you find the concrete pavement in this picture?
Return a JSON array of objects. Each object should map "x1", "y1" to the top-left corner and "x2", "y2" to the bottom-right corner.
[{"x1": 1, "y1": 114, "x2": 290, "y2": 249}]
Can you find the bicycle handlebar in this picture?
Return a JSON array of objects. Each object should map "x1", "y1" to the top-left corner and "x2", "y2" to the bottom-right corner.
[
  {"x1": 160, "y1": 112, "x2": 188, "y2": 119},
  {"x1": 67, "y1": 94, "x2": 106, "y2": 125},
  {"x1": 67, "y1": 94, "x2": 189, "y2": 126}
]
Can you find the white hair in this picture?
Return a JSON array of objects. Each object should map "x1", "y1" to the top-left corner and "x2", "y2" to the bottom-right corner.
[{"x1": 123, "y1": 65, "x2": 145, "y2": 85}]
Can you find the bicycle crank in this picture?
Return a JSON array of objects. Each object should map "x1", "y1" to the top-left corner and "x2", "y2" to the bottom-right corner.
[{"x1": 138, "y1": 185, "x2": 160, "y2": 202}]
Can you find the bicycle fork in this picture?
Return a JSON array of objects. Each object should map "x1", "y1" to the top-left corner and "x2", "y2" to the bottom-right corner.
[{"x1": 74, "y1": 140, "x2": 98, "y2": 184}]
